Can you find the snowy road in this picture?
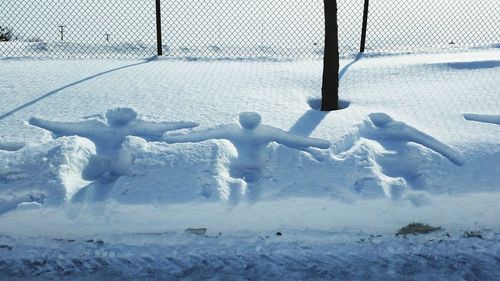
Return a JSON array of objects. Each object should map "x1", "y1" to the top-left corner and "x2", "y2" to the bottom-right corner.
[{"x1": 1, "y1": 231, "x2": 500, "y2": 281}]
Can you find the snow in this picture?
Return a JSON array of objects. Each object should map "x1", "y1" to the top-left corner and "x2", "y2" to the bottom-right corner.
[
  {"x1": 29, "y1": 107, "x2": 198, "y2": 181},
  {"x1": 0, "y1": 49, "x2": 499, "y2": 278},
  {"x1": 1, "y1": 230, "x2": 500, "y2": 280},
  {"x1": 464, "y1": 113, "x2": 500, "y2": 125},
  {"x1": 163, "y1": 112, "x2": 331, "y2": 183}
]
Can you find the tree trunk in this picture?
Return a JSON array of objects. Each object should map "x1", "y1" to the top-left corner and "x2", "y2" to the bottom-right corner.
[{"x1": 321, "y1": 0, "x2": 339, "y2": 111}]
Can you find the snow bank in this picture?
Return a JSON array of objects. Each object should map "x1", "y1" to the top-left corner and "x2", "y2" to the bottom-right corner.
[
  {"x1": 0, "y1": 49, "x2": 499, "y2": 236},
  {"x1": 0, "y1": 137, "x2": 95, "y2": 214}
]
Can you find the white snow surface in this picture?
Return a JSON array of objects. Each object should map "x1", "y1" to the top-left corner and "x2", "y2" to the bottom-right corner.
[
  {"x1": 1, "y1": 49, "x2": 499, "y2": 230},
  {"x1": 0, "y1": 49, "x2": 499, "y2": 279}
]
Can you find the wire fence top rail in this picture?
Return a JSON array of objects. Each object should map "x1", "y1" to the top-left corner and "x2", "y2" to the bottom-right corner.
[{"x1": 0, "y1": 0, "x2": 499, "y2": 59}]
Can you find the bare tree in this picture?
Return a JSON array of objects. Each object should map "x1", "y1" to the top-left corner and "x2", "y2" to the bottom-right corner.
[
  {"x1": 321, "y1": 0, "x2": 339, "y2": 111},
  {"x1": 0, "y1": 26, "x2": 14, "y2": 42}
]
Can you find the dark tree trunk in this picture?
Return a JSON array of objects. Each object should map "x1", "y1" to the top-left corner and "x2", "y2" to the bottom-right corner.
[
  {"x1": 321, "y1": 0, "x2": 339, "y2": 111},
  {"x1": 155, "y1": 0, "x2": 163, "y2": 56}
]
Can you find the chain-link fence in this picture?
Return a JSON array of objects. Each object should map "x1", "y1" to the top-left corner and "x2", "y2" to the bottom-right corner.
[
  {"x1": 366, "y1": 0, "x2": 500, "y2": 54},
  {"x1": 0, "y1": 0, "x2": 499, "y2": 59}
]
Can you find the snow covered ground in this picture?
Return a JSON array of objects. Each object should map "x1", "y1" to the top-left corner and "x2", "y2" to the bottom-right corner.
[{"x1": 0, "y1": 49, "x2": 499, "y2": 279}]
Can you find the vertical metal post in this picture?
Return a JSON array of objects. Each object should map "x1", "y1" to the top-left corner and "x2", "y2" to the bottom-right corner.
[
  {"x1": 155, "y1": 0, "x2": 163, "y2": 56},
  {"x1": 360, "y1": 0, "x2": 370, "y2": 52},
  {"x1": 58, "y1": 25, "x2": 65, "y2": 42},
  {"x1": 321, "y1": 0, "x2": 339, "y2": 111}
]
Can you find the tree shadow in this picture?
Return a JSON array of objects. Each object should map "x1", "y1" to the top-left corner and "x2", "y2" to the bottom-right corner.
[
  {"x1": 289, "y1": 53, "x2": 362, "y2": 136},
  {"x1": 447, "y1": 60, "x2": 500, "y2": 70},
  {"x1": 0, "y1": 56, "x2": 158, "y2": 121}
]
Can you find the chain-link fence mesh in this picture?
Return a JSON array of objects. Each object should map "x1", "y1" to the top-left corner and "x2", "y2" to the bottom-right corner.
[
  {"x1": 366, "y1": 0, "x2": 500, "y2": 53},
  {"x1": 0, "y1": 0, "x2": 499, "y2": 59},
  {"x1": 0, "y1": 0, "x2": 157, "y2": 59}
]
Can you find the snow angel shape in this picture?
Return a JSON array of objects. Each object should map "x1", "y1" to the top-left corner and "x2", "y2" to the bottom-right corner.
[
  {"x1": 29, "y1": 107, "x2": 198, "y2": 181},
  {"x1": 366, "y1": 112, "x2": 464, "y2": 166},
  {"x1": 163, "y1": 112, "x2": 331, "y2": 182}
]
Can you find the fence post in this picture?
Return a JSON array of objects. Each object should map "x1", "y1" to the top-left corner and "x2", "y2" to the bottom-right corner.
[
  {"x1": 360, "y1": 0, "x2": 370, "y2": 52},
  {"x1": 58, "y1": 25, "x2": 65, "y2": 42},
  {"x1": 321, "y1": 0, "x2": 339, "y2": 111},
  {"x1": 155, "y1": 0, "x2": 163, "y2": 56}
]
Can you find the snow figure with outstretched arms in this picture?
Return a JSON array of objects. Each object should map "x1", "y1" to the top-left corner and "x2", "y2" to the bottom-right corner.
[
  {"x1": 29, "y1": 107, "x2": 198, "y2": 181},
  {"x1": 163, "y1": 112, "x2": 331, "y2": 182},
  {"x1": 365, "y1": 112, "x2": 464, "y2": 166}
]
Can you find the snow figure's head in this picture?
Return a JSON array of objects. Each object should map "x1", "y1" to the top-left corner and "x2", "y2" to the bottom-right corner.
[
  {"x1": 238, "y1": 112, "x2": 262, "y2": 130},
  {"x1": 106, "y1": 107, "x2": 138, "y2": 127},
  {"x1": 368, "y1": 112, "x2": 393, "y2": 128}
]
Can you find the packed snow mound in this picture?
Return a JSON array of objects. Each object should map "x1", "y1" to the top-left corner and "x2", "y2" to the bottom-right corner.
[
  {"x1": 464, "y1": 113, "x2": 500, "y2": 125},
  {"x1": 0, "y1": 107, "x2": 481, "y2": 214},
  {"x1": 29, "y1": 107, "x2": 198, "y2": 182},
  {"x1": 72, "y1": 139, "x2": 241, "y2": 205},
  {"x1": 0, "y1": 137, "x2": 95, "y2": 214}
]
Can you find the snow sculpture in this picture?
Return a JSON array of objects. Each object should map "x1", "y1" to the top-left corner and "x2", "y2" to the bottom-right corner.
[
  {"x1": 366, "y1": 112, "x2": 464, "y2": 166},
  {"x1": 29, "y1": 107, "x2": 198, "y2": 181},
  {"x1": 163, "y1": 112, "x2": 331, "y2": 182}
]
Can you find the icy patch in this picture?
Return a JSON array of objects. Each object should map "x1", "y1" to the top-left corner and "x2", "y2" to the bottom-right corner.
[
  {"x1": 464, "y1": 113, "x2": 500, "y2": 125},
  {"x1": 1, "y1": 230, "x2": 500, "y2": 280},
  {"x1": 164, "y1": 112, "x2": 330, "y2": 183}
]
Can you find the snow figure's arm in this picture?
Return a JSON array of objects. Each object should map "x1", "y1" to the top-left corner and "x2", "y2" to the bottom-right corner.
[
  {"x1": 267, "y1": 127, "x2": 331, "y2": 149},
  {"x1": 130, "y1": 120, "x2": 199, "y2": 141},
  {"x1": 368, "y1": 113, "x2": 465, "y2": 166},
  {"x1": 401, "y1": 125, "x2": 464, "y2": 166},
  {"x1": 163, "y1": 125, "x2": 233, "y2": 143},
  {"x1": 29, "y1": 117, "x2": 99, "y2": 137}
]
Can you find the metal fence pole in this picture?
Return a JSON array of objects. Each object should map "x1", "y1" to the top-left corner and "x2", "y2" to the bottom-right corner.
[
  {"x1": 58, "y1": 25, "x2": 65, "y2": 42},
  {"x1": 155, "y1": 0, "x2": 163, "y2": 56},
  {"x1": 321, "y1": 0, "x2": 339, "y2": 111},
  {"x1": 360, "y1": 0, "x2": 369, "y2": 52}
]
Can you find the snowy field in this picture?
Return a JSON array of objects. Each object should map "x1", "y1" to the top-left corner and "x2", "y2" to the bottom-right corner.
[{"x1": 1, "y1": 48, "x2": 500, "y2": 279}]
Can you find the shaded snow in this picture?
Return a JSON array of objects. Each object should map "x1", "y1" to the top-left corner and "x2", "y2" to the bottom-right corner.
[
  {"x1": 0, "y1": 49, "x2": 499, "y2": 237},
  {"x1": 0, "y1": 142, "x2": 25, "y2": 152},
  {"x1": 1, "y1": 230, "x2": 500, "y2": 281},
  {"x1": 464, "y1": 113, "x2": 500, "y2": 125}
]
